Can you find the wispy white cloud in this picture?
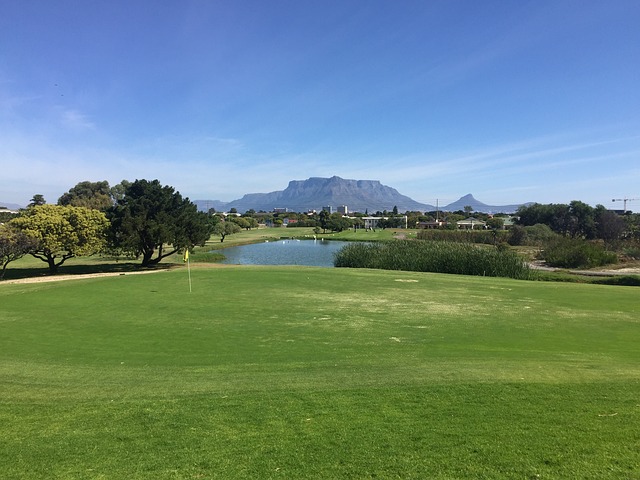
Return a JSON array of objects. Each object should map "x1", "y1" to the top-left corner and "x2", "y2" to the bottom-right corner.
[
  {"x1": 0, "y1": 92, "x2": 39, "y2": 117},
  {"x1": 59, "y1": 108, "x2": 95, "y2": 130},
  {"x1": 2, "y1": 113, "x2": 639, "y2": 209},
  {"x1": 420, "y1": 139, "x2": 638, "y2": 183},
  {"x1": 310, "y1": 130, "x2": 640, "y2": 206}
]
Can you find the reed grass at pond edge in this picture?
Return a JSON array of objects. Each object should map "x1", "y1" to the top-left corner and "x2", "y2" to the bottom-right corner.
[{"x1": 335, "y1": 240, "x2": 532, "y2": 279}]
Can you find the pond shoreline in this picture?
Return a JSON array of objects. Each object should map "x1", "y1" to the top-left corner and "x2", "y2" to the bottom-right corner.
[{"x1": 215, "y1": 238, "x2": 351, "y2": 267}]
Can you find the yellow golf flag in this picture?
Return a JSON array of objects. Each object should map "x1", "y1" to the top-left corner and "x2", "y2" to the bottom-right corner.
[{"x1": 184, "y1": 248, "x2": 192, "y2": 292}]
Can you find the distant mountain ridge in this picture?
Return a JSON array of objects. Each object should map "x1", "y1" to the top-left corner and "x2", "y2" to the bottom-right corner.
[
  {"x1": 195, "y1": 177, "x2": 528, "y2": 214},
  {"x1": 196, "y1": 176, "x2": 431, "y2": 213},
  {"x1": 0, "y1": 202, "x2": 22, "y2": 211},
  {"x1": 443, "y1": 194, "x2": 527, "y2": 214}
]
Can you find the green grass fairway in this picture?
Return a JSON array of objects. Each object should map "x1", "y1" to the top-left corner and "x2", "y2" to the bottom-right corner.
[
  {"x1": 1, "y1": 266, "x2": 639, "y2": 479},
  {"x1": 205, "y1": 226, "x2": 408, "y2": 250}
]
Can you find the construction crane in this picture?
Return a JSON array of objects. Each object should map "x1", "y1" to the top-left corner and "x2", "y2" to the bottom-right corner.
[{"x1": 612, "y1": 197, "x2": 640, "y2": 213}]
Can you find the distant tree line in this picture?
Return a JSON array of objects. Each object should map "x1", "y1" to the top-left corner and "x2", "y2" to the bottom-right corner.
[
  {"x1": 510, "y1": 202, "x2": 640, "y2": 269},
  {"x1": 514, "y1": 201, "x2": 627, "y2": 242}
]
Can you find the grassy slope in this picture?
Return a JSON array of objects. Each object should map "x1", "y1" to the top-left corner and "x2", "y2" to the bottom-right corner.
[
  {"x1": 206, "y1": 226, "x2": 407, "y2": 249},
  {"x1": 1, "y1": 266, "x2": 639, "y2": 479}
]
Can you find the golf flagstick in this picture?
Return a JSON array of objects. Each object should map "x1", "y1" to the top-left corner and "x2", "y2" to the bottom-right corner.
[{"x1": 184, "y1": 249, "x2": 192, "y2": 293}]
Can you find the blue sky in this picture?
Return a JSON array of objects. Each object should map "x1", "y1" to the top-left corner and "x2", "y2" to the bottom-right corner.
[{"x1": 1, "y1": 1, "x2": 639, "y2": 210}]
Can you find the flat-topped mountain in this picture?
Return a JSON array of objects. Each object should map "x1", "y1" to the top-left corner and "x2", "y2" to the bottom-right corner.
[
  {"x1": 195, "y1": 177, "x2": 527, "y2": 214},
  {"x1": 196, "y1": 176, "x2": 434, "y2": 213}
]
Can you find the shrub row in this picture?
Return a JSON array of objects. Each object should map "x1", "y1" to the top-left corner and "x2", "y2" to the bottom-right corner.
[
  {"x1": 539, "y1": 237, "x2": 618, "y2": 269},
  {"x1": 334, "y1": 240, "x2": 532, "y2": 279},
  {"x1": 507, "y1": 224, "x2": 558, "y2": 246}
]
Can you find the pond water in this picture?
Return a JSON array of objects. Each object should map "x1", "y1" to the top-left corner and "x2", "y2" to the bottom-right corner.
[{"x1": 217, "y1": 239, "x2": 349, "y2": 267}]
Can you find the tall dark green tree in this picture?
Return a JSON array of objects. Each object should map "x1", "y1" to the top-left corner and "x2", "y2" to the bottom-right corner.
[
  {"x1": 594, "y1": 206, "x2": 626, "y2": 245},
  {"x1": 318, "y1": 210, "x2": 330, "y2": 233},
  {"x1": 28, "y1": 194, "x2": 46, "y2": 207},
  {"x1": 567, "y1": 200, "x2": 596, "y2": 239},
  {"x1": 107, "y1": 179, "x2": 212, "y2": 266}
]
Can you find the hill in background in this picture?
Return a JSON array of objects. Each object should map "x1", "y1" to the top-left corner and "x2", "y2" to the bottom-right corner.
[
  {"x1": 195, "y1": 176, "x2": 528, "y2": 214},
  {"x1": 443, "y1": 194, "x2": 527, "y2": 214},
  {"x1": 0, "y1": 202, "x2": 22, "y2": 211}
]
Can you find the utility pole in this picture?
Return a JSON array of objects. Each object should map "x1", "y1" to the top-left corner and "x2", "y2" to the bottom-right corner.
[{"x1": 612, "y1": 198, "x2": 640, "y2": 213}]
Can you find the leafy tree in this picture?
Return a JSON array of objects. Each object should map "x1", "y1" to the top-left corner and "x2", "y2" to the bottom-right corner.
[
  {"x1": 254, "y1": 212, "x2": 272, "y2": 226},
  {"x1": 28, "y1": 194, "x2": 46, "y2": 207},
  {"x1": 0, "y1": 224, "x2": 38, "y2": 279},
  {"x1": 213, "y1": 220, "x2": 241, "y2": 242},
  {"x1": 486, "y1": 217, "x2": 504, "y2": 230},
  {"x1": 58, "y1": 180, "x2": 113, "y2": 210},
  {"x1": 507, "y1": 225, "x2": 526, "y2": 246},
  {"x1": 326, "y1": 214, "x2": 352, "y2": 232},
  {"x1": 10, "y1": 205, "x2": 109, "y2": 273},
  {"x1": 389, "y1": 216, "x2": 406, "y2": 228},
  {"x1": 351, "y1": 217, "x2": 365, "y2": 230},
  {"x1": 524, "y1": 224, "x2": 557, "y2": 244},
  {"x1": 110, "y1": 180, "x2": 132, "y2": 203},
  {"x1": 567, "y1": 200, "x2": 596, "y2": 239},
  {"x1": 107, "y1": 179, "x2": 212, "y2": 266},
  {"x1": 444, "y1": 213, "x2": 464, "y2": 229},
  {"x1": 318, "y1": 210, "x2": 330, "y2": 233},
  {"x1": 623, "y1": 213, "x2": 640, "y2": 241},
  {"x1": 405, "y1": 211, "x2": 424, "y2": 227},
  {"x1": 245, "y1": 217, "x2": 259, "y2": 230},
  {"x1": 378, "y1": 216, "x2": 405, "y2": 229},
  {"x1": 594, "y1": 206, "x2": 625, "y2": 246},
  {"x1": 210, "y1": 213, "x2": 224, "y2": 224},
  {"x1": 517, "y1": 203, "x2": 559, "y2": 230},
  {"x1": 231, "y1": 217, "x2": 250, "y2": 230}
]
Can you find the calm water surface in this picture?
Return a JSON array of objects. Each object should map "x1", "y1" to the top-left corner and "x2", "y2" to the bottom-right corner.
[{"x1": 217, "y1": 239, "x2": 348, "y2": 267}]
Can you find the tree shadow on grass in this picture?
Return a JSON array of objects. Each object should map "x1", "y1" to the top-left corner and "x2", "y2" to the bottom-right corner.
[{"x1": 1, "y1": 260, "x2": 175, "y2": 282}]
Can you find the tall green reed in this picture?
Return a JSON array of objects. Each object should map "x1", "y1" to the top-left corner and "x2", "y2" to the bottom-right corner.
[{"x1": 334, "y1": 240, "x2": 532, "y2": 279}]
